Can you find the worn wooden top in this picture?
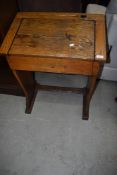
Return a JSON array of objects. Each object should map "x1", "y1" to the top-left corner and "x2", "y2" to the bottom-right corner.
[{"x1": 0, "y1": 12, "x2": 107, "y2": 62}]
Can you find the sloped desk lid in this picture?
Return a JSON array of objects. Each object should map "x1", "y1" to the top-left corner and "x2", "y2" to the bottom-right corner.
[
  {"x1": 9, "y1": 17, "x2": 95, "y2": 60},
  {"x1": 0, "y1": 12, "x2": 107, "y2": 62}
]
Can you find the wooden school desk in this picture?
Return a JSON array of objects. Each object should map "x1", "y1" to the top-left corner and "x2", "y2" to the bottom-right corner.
[{"x1": 0, "y1": 12, "x2": 107, "y2": 120}]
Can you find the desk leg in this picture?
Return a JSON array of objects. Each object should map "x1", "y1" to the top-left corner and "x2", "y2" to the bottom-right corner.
[
  {"x1": 83, "y1": 75, "x2": 97, "y2": 120},
  {"x1": 82, "y1": 61, "x2": 101, "y2": 120},
  {"x1": 12, "y1": 70, "x2": 38, "y2": 114}
]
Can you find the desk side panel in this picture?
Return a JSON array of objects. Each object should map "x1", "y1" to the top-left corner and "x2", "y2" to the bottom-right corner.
[{"x1": 0, "y1": 17, "x2": 21, "y2": 55}]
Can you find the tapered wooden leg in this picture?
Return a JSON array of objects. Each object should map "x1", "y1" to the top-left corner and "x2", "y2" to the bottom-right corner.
[
  {"x1": 12, "y1": 70, "x2": 38, "y2": 114},
  {"x1": 82, "y1": 61, "x2": 102, "y2": 120},
  {"x1": 82, "y1": 75, "x2": 97, "y2": 120}
]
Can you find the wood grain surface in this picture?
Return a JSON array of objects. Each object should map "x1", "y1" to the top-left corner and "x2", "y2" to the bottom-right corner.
[
  {"x1": 0, "y1": 12, "x2": 107, "y2": 62},
  {"x1": 9, "y1": 18, "x2": 95, "y2": 60}
]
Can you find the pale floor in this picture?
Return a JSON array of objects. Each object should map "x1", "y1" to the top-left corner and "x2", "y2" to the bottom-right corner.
[{"x1": 0, "y1": 73, "x2": 117, "y2": 175}]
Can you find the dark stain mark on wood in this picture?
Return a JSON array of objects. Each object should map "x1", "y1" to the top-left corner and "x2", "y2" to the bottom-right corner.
[{"x1": 65, "y1": 33, "x2": 74, "y2": 41}]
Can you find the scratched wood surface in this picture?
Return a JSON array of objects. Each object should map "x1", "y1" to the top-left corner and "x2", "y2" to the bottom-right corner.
[
  {"x1": 0, "y1": 12, "x2": 107, "y2": 62},
  {"x1": 9, "y1": 17, "x2": 95, "y2": 60}
]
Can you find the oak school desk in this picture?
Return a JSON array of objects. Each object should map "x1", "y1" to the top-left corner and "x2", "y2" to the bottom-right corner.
[{"x1": 0, "y1": 12, "x2": 107, "y2": 120}]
